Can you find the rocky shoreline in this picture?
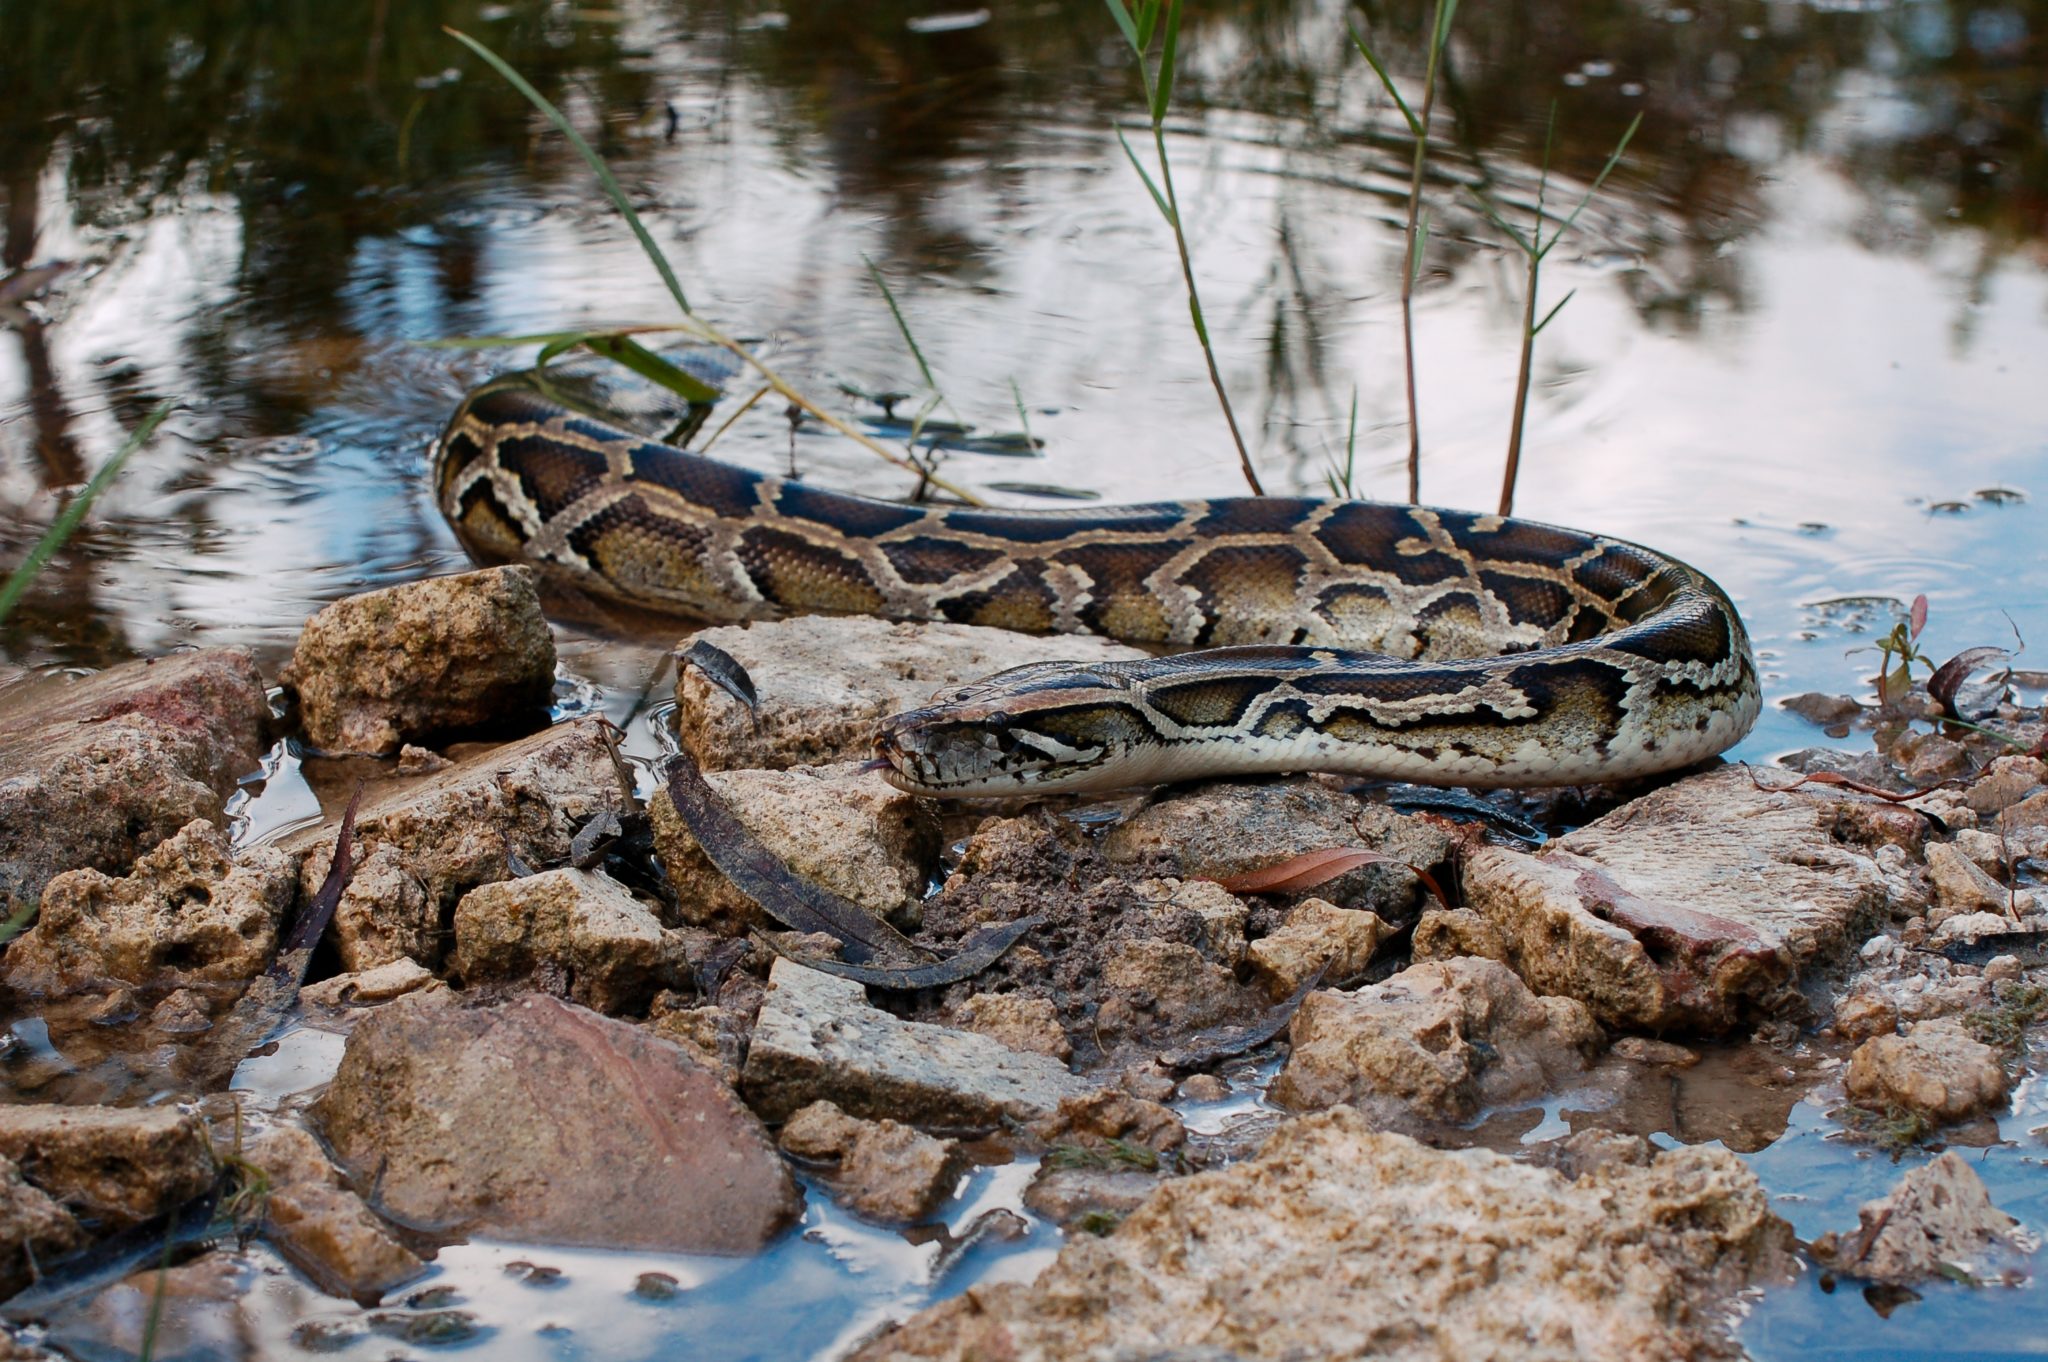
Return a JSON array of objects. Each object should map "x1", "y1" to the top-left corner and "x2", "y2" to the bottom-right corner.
[{"x1": 3, "y1": 566, "x2": 2044, "y2": 1359}]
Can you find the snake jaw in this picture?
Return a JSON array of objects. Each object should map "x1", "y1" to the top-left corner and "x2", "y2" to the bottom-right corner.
[{"x1": 873, "y1": 703, "x2": 1120, "y2": 797}]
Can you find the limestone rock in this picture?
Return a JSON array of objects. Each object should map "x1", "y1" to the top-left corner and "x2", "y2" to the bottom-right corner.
[
  {"x1": 41, "y1": 1254, "x2": 252, "y2": 1362},
  {"x1": 1245, "y1": 897, "x2": 1393, "y2": 998},
  {"x1": 0, "y1": 1105, "x2": 215, "y2": 1225},
  {"x1": 952, "y1": 993, "x2": 1072, "y2": 1060},
  {"x1": 0, "y1": 648, "x2": 268, "y2": 911},
  {"x1": 847, "y1": 1108, "x2": 1793, "y2": 1362},
  {"x1": 244, "y1": 1126, "x2": 424, "y2": 1302},
  {"x1": 1963, "y1": 756, "x2": 2047, "y2": 816},
  {"x1": 650, "y1": 761, "x2": 937, "y2": 936},
  {"x1": 1845, "y1": 1017, "x2": 2012, "y2": 1125},
  {"x1": 453, "y1": 866, "x2": 682, "y2": 1013},
  {"x1": 1459, "y1": 767, "x2": 1896, "y2": 1034},
  {"x1": 742, "y1": 960, "x2": 1099, "y2": 1126},
  {"x1": 1926, "y1": 841, "x2": 2025, "y2": 923},
  {"x1": 675, "y1": 616, "x2": 1149, "y2": 772},
  {"x1": 1271, "y1": 958, "x2": 1601, "y2": 1126},
  {"x1": 281, "y1": 719, "x2": 635, "y2": 970},
  {"x1": 1815, "y1": 1150, "x2": 2029, "y2": 1286},
  {"x1": 1101, "y1": 780, "x2": 1452, "y2": 921},
  {"x1": 1411, "y1": 905, "x2": 1512, "y2": 964},
  {"x1": 0, "y1": 1154, "x2": 84, "y2": 1298},
  {"x1": 1022, "y1": 1166, "x2": 1164, "y2": 1229},
  {"x1": 299, "y1": 958, "x2": 440, "y2": 1009},
  {"x1": 778, "y1": 1101, "x2": 965, "y2": 1224},
  {"x1": 279, "y1": 566, "x2": 555, "y2": 756},
  {"x1": 1131, "y1": 879, "x2": 1248, "y2": 967},
  {"x1": 2, "y1": 820, "x2": 294, "y2": 997},
  {"x1": 1095, "y1": 939, "x2": 1245, "y2": 1044},
  {"x1": 312, "y1": 991, "x2": 799, "y2": 1253}
]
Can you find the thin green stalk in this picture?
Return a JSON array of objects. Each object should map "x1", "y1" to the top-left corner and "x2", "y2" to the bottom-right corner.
[
  {"x1": 0, "y1": 399, "x2": 175, "y2": 625},
  {"x1": 1353, "y1": 0, "x2": 1458, "y2": 504},
  {"x1": 445, "y1": 28, "x2": 985, "y2": 505},
  {"x1": 1325, "y1": 385, "x2": 1360, "y2": 498},
  {"x1": 1105, "y1": 0, "x2": 1265, "y2": 495}
]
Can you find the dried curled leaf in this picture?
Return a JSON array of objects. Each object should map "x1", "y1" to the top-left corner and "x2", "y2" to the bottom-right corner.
[
  {"x1": 1929, "y1": 646, "x2": 2013, "y2": 722},
  {"x1": 1213, "y1": 847, "x2": 1450, "y2": 910},
  {"x1": 679, "y1": 639, "x2": 760, "y2": 721}
]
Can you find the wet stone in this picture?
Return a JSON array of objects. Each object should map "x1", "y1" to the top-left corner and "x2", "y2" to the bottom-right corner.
[
  {"x1": 244, "y1": 1126, "x2": 426, "y2": 1302},
  {"x1": 1458, "y1": 767, "x2": 1899, "y2": 1034},
  {"x1": 0, "y1": 648, "x2": 269, "y2": 912},
  {"x1": 847, "y1": 1108, "x2": 1793, "y2": 1362},
  {"x1": 0, "y1": 1104, "x2": 215, "y2": 1226},
  {"x1": 279, "y1": 565, "x2": 556, "y2": 756},
  {"x1": 649, "y1": 760, "x2": 938, "y2": 937},
  {"x1": 1781, "y1": 692, "x2": 1863, "y2": 727},
  {"x1": 675, "y1": 616, "x2": 1149, "y2": 772},
  {"x1": 42, "y1": 1253, "x2": 253, "y2": 1362},
  {"x1": 778, "y1": 1100, "x2": 966, "y2": 1224},
  {"x1": 312, "y1": 990, "x2": 800, "y2": 1253},
  {"x1": 1844, "y1": 1016, "x2": 2013, "y2": 1126},
  {"x1": 453, "y1": 866, "x2": 685, "y2": 1014},
  {"x1": 1, "y1": 819, "x2": 295, "y2": 999},
  {"x1": 281, "y1": 719, "x2": 635, "y2": 971},
  {"x1": 1270, "y1": 958, "x2": 1602, "y2": 1129},
  {"x1": 0, "y1": 1153, "x2": 85, "y2": 1299},
  {"x1": 742, "y1": 959, "x2": 1100, "y2": 1127},
  {"x1": 1815, "y1": 1150, "x2": 2030, "y2": 1286}
]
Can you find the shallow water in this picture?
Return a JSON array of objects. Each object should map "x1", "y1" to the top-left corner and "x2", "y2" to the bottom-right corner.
[{"x1": 3, "y1": 0, "x2": 2047, "y2": 1356}]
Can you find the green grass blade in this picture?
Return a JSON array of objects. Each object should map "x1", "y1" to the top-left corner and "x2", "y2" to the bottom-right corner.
[
  {"x1": 1116, "y1": 127, "x2": 1175, "y2": 224},
  {"x1": 583, "y1": 335, "x2": 724, "y2": 404},
  {"x1": 1550, "y1": 111, "x2": 1644, "y2": 247},
  {"x1": 1409, "y1": 212, "x2": 1431, "y2": 286},
  {"x1": 1468, "y1": 189, "x2": 1533, "y2": 256},
  {"x1": 863, "y1": 256, "x2": 939, "y2": 392},
  {"x1": 0, "y1": 399, "x2": 175, "y2": 627},
  {"x1": 1531, "y1": 288, "x2": 1576, "y2": 335},
  {"x1": 1150, "y1": 0, "x2": 1182, "y2": 124},
  {"x1": 1009, "y1": 378, "x2": 1033, "y2": 446},
  {"x1": 1103, "y1": 0, "x2": 1141, "y2": 53},
  {"x1": 1432, "y1": 0, "x2": 1462, "y2": 56},
  {"x1": 1348, "y1": 27, "x2": 1421, "y2": 137},
  {"x1": 1134, "y1": 0, "x2": 1161, "y2": 50},
  {"x1": 446, "y1": 27, "x2": 693, "y2": 318}
]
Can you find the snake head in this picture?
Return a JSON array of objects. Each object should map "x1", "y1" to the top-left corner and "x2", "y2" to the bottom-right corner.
[{"x1": 872, "y1": 661, "x2": 1149, "y2": 797}]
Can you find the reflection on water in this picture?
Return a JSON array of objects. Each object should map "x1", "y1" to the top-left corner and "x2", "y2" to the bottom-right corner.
[{"x1": 2, "y1": 0, "x2": 2046, "y2": 1356}]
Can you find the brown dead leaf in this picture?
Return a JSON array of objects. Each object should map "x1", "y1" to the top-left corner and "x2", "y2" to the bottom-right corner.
[{"x1": 1213, "y1": 847, "x2": 1451, "y2": 910}]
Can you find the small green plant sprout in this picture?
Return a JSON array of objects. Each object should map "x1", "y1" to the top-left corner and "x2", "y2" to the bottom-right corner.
[
  {"x1": 1471, "y1": 104, "x2": 1642, "y2": 518},
  {"x1": 1350, "y1": 0, "x2": 1458, "y2": 504},
  {"x1": 440, "y1": 29, "x2": 984, "y2": 506},
  {"x1": 1103, "y1": 0, "x2": 1265, "y2": 496},
  {"x1": 1325, "y1": 385, "x2": 1362, "y2": 499},
  {"x1": 863, "y1": 255, "x2": 960, "y2": 500},
  {"x1": 1849, "y1": 593, "x2": 1936, "y2": 706}
]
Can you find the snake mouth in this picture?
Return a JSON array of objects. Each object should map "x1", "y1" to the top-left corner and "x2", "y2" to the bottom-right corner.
[{"x1": 872, "y1": 707, "x2": 1117, "y2": 798}]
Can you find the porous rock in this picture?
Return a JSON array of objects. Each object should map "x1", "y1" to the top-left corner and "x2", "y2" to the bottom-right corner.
[
  {"x1": 1094, "y1": 939, "x2": 1246, "y2": 1044},
  {"x1": 1925, "y1": 841, "x2": 2027, "y2": 923},
  {"x1": 1270, "y1": 958, "x2": 1601, "y2": 1126},
  {"x1": 1844, "y1": 1017, "x2": 2012, "y2": 1125},
  {"x1": 1, "y1": 1154, "x2": 84, "y2": 1298},
  {"x1": 951, "y1": 993, "x2": 1072, "y2": 1060},
  {"x1": 675, "y1": 616, "x2": 1148, "y2": 772},
  {"x1": 1459, "y1": 767, "x2": 1897, "y2": 1034},
  {"x1": 650, "y1": 761, "x2": 937, "y2": 936},
  {"x1": 779, "y1": 1100, "x2": 965, "y2": 1224},
  {"x1": 243, "y1": 1126, "x2": 424, "y2": 1302},
  {"x1": 453, "y1": 866, "x2": 682, "y2": 1013},
  {"x1": 1101, "y1": 779, "x2": 1452, "y2": 921},
  {"x1": 299, "y1": 958, "x2": 440, "y2": 1009},
  {"x1": 0, "y1": 1104, "x2": 215, "y2": 1225},
  {"x1": 742, "y1": 960, "x2": 1099, "y2": 1127},
  {"x1": 0, "y1": 648, "x2": 267, "y2": 910},
  {"x1": 311, "y1": 991, "x2": 799, "y2": 1253},
  {"x1": 281, "y1": 719, "x2": 634, "y2": 970},
  {"x1": 279, "y1": 566, "x2": 555, "y2": 756},
  {"x1": 1963, "y1": 756, "x2": 2047, "y2": 816},
  {"x1": 1814, "y1": 1150, "x2": 2029, "y2": 1286},
  {"x1": 1245, "y1": 897, "x2": 1393, "y2": 998},
  {"x1": 2, "y1": 820, "x2": 294, "y2": 997},
  {"x1": 848, "y1": 1107, "x2": 1793, "y2": 1362},
  {"x1": 1411, "y1": 905, "x2": 1512, "y2": 963}
]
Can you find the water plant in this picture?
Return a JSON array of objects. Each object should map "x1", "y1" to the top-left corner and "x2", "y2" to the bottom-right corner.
[
  {"x1": 1350, "y1": 0, "x2": 1458, "y2": 503},
  {"x1": 1103, "y1": 0, "x2": 1265, "y2": 496}
]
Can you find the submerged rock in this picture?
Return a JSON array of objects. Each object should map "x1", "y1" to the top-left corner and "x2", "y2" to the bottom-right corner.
[
  {"x1": 1457, "y1": 767, "x2": 1900, "y2": 1034},
  {"x1": 675, "y1": 616, "x2": 1148, "y2": 772},
  {"x1": 779, "y1": 1100, "x2": 966, "y2": 1224},
  {"x1": 452, "y1": 866, "x2": 683, "y2": 1013},
  {"x1": 0, "y1": 648, "x2": 268, "y2": 912},
  {"x1": 312, "y1": 991, "x2": 799, "y2": 1254},
  {"x1": 742, "y1": 959, "x2": 1099, "y2": 1127},
  {"x1": 279, "y1": 566, "x2": 556, "y2": 756},
  {"x1": 2, "y1": 820, "x2": 294, "y2": 998},
  {"x1": 0, "y1": 1104, "x2": 215, "y2": 1226},
  {"x1": 1844, "y1": 1017, "x2": 2012, "y2": 1126},
  {"x1": 848, "y1": 1108, "x2": 1792, "y2": 1362},
  {"x1": 0, "y1": 1153, "x2": 85, "y2": 1298},
  {"x1": 649, "y1": 760, "x2": 937, "y2": 936},
  {"x1": 282, "y1": 719, "x2": 635, "y2": 970},
  {"x1": 1814, "y1": 1150, "x2": 2030, "y2": 1286},
  {"x1": 42, "y1": 1254, "x2": 253, "y2": 1362},
  {"x1": 1270, "y1": 958, "x2": 1601, "y2": 1128}
]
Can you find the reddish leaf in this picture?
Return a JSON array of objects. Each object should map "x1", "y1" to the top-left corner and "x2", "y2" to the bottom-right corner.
[
  {"x1": 1744, "y1": 764, "x2": 1957, "y2": 805},
  {"x1": 1213, "y1": 847, "x2": 1451, "y2": 910},
  {"x1": 1909, "y1": 593, "x2": 1929, "y2": 642}
]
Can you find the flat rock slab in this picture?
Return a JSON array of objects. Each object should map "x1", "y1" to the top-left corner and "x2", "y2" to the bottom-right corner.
[
  {"x1": 742, "y1": 959, "x2": 1100, "y2": 1127},
  {"x1": 311, "y1": 991, "x2": 799, "y2": 1254},
  {"x1": 676, "y1": 616, "x2": 1148, "y2": 772},
  {"x1": 282, "y1": 719, "x2": 636, "y2": 970},
  {"x1": 1459, "y1": 767, "x2": 1903, "y2": 1033},
  {"x1": 0, "y1": 1104, "x2": 216, "y2": 1226},
  {"x1": 849, "y1": 1107, "x2": 1792, "y2": 1362},
  {"x1": 0, "y1": 648, "x2": 268, "y2": 909}
]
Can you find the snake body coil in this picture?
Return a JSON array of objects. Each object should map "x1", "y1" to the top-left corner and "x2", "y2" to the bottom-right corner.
[{"x1": 435, "y1": 374, "x2": 1760, "y2": 796}]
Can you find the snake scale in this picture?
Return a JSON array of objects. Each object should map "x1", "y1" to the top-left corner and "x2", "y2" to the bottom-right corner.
[{"x1": 435, "y1": 373, "x2": 1760, "y2": 797}]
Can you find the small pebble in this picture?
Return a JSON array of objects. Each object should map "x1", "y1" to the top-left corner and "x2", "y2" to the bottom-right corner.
[{"x1": 633, "y1": 1272, "x2": 683, "y2": 1301}]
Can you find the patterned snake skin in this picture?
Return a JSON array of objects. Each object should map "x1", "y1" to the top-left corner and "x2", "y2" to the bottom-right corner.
[{"x1": 435, "y1": 373, "x2": 1760, "y2": 796}]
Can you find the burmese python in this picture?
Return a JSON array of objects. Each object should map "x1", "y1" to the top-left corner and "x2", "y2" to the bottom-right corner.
[{"x1": 434, "y1": 373, "x2": 1760, "y2": 796}]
